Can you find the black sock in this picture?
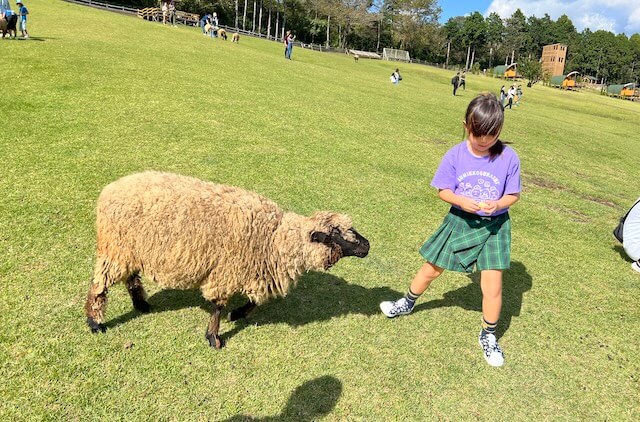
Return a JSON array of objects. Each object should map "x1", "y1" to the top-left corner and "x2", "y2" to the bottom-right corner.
[
  {"x1": 404, "y1": 288, "x2": 420, "y2": 308},
  {"x1": 481, "y1": 317, "x2": 498, "y2": 336}
]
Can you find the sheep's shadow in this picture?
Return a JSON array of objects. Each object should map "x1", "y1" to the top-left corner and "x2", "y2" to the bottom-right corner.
[
  {"x1": 613, "y1": 244, "x2": 633, "y2": 263},
  {"x1": 412, "y1": 261, "x2": 532, "y2": 339},
  {"x1": 105, "y1": 272, "x2": 401, "y2": 344},
  {"x1": 220, "y1": 375, "x2": 342, "y2": 421}
]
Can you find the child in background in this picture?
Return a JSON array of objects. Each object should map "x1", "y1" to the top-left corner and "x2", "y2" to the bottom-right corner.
[
  {"x1": 380, "y1": 93, "x2": 521, "y2": 367},
  {"x1": 393, "y1": 68, "x2": 402, "y2": 83},
  {"x1": 16, "y1": 0, "x2": 27, "y2": 38}
]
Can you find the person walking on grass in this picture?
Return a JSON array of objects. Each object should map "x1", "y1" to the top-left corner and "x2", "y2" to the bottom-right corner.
[
  {"x1": 285, "y1": 30, "x2": 295, "y2": 59},
  {"x1": 380, "y1": 93, "x2": 521, "y2": 367},
  {"x1": 451, "y1": 72, "x2": 460, "y2": 96},
  {"x1": 16, "y1": 0, "x2": 27, "y2": 38},
  {"x1": 504, "y1": 85, "x2": 515, "y2": 109}
]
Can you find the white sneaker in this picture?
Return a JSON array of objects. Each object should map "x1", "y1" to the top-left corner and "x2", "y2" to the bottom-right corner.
[
  {"x1": 380, "y1": 297, "x2": 414, "y2": 318},
  {"x1": 479, "y1": 331, "x2": 504, "y2": 367},
  {"x1": 632, "y1": 261, "x2": 640, "y2": 274}
]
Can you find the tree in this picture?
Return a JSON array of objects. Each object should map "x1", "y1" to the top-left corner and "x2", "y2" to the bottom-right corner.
[
  {"x1": 460, "y1": 11, "x2": 486, "y2": 69},
  {"x1": 484, "y1": 12, "x2": 504, "y2": 69},
  {"x1": 503, "y1": 9, "x2": 529, "y2": 64},
  {"x1": 519, "y1": 57, "x2": 543, "y2": 86}
]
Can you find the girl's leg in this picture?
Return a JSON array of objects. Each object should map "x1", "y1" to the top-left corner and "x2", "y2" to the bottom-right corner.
[
  {"x1": 410, "y1": 262, "x2": 445, "y2": 295},
  {"x1": 479, "y1": 269, "x2": 505, "y2": 366},
  {"x1": 380, "y1": 262, "x2": 444, "y2": 317}
]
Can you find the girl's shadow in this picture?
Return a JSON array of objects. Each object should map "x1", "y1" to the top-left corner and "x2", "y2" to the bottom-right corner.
[
  {"x1": 221, "y1": 375, "x2": 342, "y2": 421},
  {"x1": 413, "y1": 261, "x2": 532, "y2": 339},
  {"x1": 105, "y1": 272, "x2": 401, "y2": 344}
]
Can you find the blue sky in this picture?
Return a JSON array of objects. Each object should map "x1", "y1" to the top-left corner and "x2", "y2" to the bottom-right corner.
[
  {"x1": 438, "y1": 0, "x2": 492, "y2": 23},
  {"x1": 437, "y1": 0, "x2": 640, "y2": 35}
]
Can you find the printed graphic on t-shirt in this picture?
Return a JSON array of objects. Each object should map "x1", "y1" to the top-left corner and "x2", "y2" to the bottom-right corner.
[{"x1": 458, "y1": 171, "x2": 501, "y2": 200}]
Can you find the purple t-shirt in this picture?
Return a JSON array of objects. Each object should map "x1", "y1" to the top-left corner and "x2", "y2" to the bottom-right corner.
[{"x1": 431, "y1": 141, "x2": 521, "y2": 216}]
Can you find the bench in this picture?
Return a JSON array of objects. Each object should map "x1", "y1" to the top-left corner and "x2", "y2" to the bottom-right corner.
[{"x1": 348, "y1": 49, "x2": 381, "y2": 60}]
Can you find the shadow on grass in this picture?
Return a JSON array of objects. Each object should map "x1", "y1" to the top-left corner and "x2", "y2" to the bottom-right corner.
[
  {"x1": 412, "y1": 261, "x2": 532, "y2": 339},
  {"x1": 613, "y1": 244, "x2": 634, "y2": 263},
  {"x1": 105, "y1": 272, "x2": 401, "y2": 344},
  {"x1": 2, "y1": 36, "x2": 50, "y2": 42},
  {"x1": 220, "y1": 375, "x2": 342, "y2": 421}
]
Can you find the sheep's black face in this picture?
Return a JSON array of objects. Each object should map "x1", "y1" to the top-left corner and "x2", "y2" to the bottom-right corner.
[{"x1": 311, "y1": 227, "x2": 370, "y2": 260}]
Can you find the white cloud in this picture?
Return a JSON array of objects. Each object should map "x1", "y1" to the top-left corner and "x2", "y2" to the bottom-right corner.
[{"x1": 485, "y1": 0, "x2": 640, "y2": 35}]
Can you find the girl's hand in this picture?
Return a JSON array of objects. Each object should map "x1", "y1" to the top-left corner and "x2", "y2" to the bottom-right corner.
[
  {"x1": 478, "y1": 200, "x2": 498, "y2": 214},
  {"x1": 457, "y1": 196, "x2": 481, "y2": 213}
]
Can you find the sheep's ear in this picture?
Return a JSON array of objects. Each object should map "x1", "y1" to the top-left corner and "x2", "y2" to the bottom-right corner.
[{"x1": 311, "y1": 231, "x2": 331, "y2": 245}]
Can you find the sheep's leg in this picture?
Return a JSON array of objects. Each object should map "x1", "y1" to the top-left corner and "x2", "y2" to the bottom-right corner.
[
  {"x1": 125, "y1": 273, "x2": 150, "y2": 313},
  {"x1": 84, "y1": 256, "x2": 128, "y2": 333},
  {"x1": 85, "y1": 281, "x2": 108, "y2": 333},
  {"x1": 227, "y1": 300, "x2": 257, "y2": 322},
  {"x1": 205, "y1": 301, "x2": 225, "y2": 349}
]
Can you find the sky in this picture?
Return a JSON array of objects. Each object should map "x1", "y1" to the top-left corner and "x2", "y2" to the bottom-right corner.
[{"x1": 438, "y1": 0, "x2": 640, "y2": 35}]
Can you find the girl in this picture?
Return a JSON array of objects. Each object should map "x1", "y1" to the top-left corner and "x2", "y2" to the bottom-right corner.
[{"x1": 380, "y1": 93, "x2": 521, "y2": 367}]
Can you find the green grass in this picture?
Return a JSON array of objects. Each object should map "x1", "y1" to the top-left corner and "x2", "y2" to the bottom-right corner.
[{"x1": 1, "y1": 1, "x2": 640, "y2": 419}]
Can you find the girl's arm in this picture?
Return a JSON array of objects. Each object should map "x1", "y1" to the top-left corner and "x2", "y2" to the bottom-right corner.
[{"x1": 438, "y1": 189, "x2": 481, "y2": 213}]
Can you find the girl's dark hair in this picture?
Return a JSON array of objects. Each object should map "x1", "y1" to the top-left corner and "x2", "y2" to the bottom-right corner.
[{"x1": 465, "y1": 93, "x2": 505, "y2": 158}]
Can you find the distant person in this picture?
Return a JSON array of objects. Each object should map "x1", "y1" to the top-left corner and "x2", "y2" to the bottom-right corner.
[
  {"x1": 499, "y1": 85, "x2": 506, "y2": 105},
  {"x1": 199, "y1": 12, "x2": 211, "y2": 36},
  {"x1": 459, "y1": 71, "x2": 466, "y2": 90},
  {"x1": 393, "y1": 68, "x2": 402, "y2": 83},
  {"x1": 619, "y1": 197, "x2": 640, "y2": 273},
  {"x1": 380, "y1": 93, "x2": 521, "y2": 367},
  {"x1": 504, "y1": 85, "x2": 515, "y2": 109},
  {"x1": 16, "y1": 0, "x2": 27, "y2": 38},
  {"x1": 211, "y1": 11, "x2": 218, "y2": 27},
  {"x1": 451, "y1": 72, "x2": 460, "y2": 96},
  {"x1": 514, "y1": 85, "x2": 523, "y2": 106},
  {"x1": 168, "y1": 0, "x2": 176, "y2": 27},
  {"x1": 161, "y1": 1, "x2": 168, "y2": 25},
  {"x1": 285, "y1": 30, "x2": 295, "y2": 59}
]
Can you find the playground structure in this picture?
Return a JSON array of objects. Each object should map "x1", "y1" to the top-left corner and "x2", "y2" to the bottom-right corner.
[
  {"x1": 550, "y1": 71, "x2": 580, "y2": 89},
  {"x1": 493, "y1": 63, "x2": 517, "y2": 79},
  {"x1": 382, "y1": 48, "x2": 410, "y2": 62}
]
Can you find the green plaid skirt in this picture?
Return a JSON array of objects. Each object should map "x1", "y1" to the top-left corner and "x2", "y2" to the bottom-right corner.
[{"x1": 419, "y1": 207, "x2": 511, "y2": 273}]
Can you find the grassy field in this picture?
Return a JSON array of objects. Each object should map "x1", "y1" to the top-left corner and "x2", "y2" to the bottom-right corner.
[{"x1": 1, "y1": 1, "x2": 640, "y2": 419}]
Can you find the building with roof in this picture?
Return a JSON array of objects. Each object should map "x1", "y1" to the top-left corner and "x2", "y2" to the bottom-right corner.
[
  {"x1": 541, "y1": 43, "x2": 567, "y2": 77},
  {"x1": 606, "y1": 83, "x2": 637, "y2": 99},
  {"x1": 550, "y1": 71, "x2": 580, "y2": 89},
  {"x1": 493, "y1": 63, "x2": 517, "y2": 79}
]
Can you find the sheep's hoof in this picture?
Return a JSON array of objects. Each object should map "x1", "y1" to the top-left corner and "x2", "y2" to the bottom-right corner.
[
  {"x1": 87, "y1": 317, "x2": 106, "y2": 333},
  {"x1": 133, "y1": 299, "x2": 151, "y2": 313},
  {"x1": 207, "y1": 334, "x2": 224, "y2": 349}
]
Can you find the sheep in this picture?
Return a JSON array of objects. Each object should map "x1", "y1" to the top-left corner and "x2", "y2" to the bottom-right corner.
[
  {"x1": 84, "y1": 171, "x2": 370, "y2": 349},
  {"x1": 217, "y1": 28, "x2": 227, "y2": 40},
  {"x1": 231, "y1": 32, "x2": 239, "y2": 43}
]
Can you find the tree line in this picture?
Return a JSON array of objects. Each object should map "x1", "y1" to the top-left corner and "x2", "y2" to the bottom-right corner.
[{"x1": 112, "y1": 0, "x2": 640, "y2": 84}]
